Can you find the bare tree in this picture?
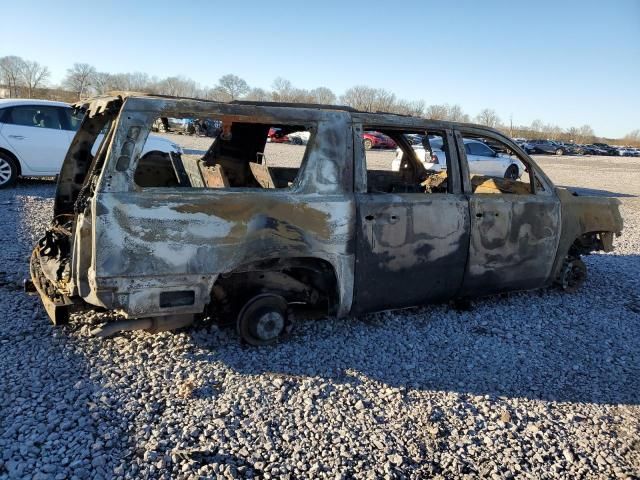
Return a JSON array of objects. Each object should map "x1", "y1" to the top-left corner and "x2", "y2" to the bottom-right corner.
[
  {"x1": 341, "y1": 86, "x2": 399, "y2": 112},
  {"x1": 566, "y1": 126, "x2": 580, "y2": 142},
  {"x1": 205, "y1": 86, "x2": 231, "y2": 101},
  {"x1": 446, "y1": 104, "x2": 470, "y2": 123},
  {"x1": 215, "y1": 74, "x2": 249, "y2": 101},
  {"x1": 92, "y1": 72, "x2": 113, "y2": 94},
  {"x1": 154, "y1": 76, "x2": 198, "y2": 97},
  {"x1": 340, "y1": 85, "x2": 377, "y2": 111},
  {"x1": 271, "y1": 77, "x2": 295, "y2": 102},
  {"x1": 244, "y1": 87, "x2": 270, "y2": 101},
  {"x1": 0, "y1": 56, "x2": 26, "y2": 97},
  {"x1": 539, "y1": 123, "x2": 563, "y2": 140},
  {"x1": 424, "y1": 104, "x2": 448, "y2": 120},
  {"x1": 63, "y1": 63, "x2": 97, "y2": 99},
  {"x1": 392, "y1": 99, "x2": 425, "y2": 117},
  {"x1": 309, "y1": 87, "x2": 336, "y2": 105},
  {"x1": 623, "y1": 129, "x2": 640, "y2": 146},
  {"x1": 250, "y1": 88, "x2": 272, "y2": 101},
  {"x1": 475, "y1": 108, "x2": 501, "y2": 128},
  {"x1": 529, "y1": 119, "x2": 544, "y2": 137},
  {"x1": 19, "y1": 60, "x2": 50, "y2": 98},
  {"x1": 578, "y1": 125, "x2": 595, "y2": 144},
  {"x1": 373, "y1": 89, "x2": 396, "y2": 112}
]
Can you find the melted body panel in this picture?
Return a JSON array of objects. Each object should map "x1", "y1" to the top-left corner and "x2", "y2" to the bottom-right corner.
[
  {"x1": 353, "y1": 193, "x2": 470, "y2": 313},
  {"x1": 91, "y1": 190, "x2": 355, "y2": 317},
  {"x1": 462, "y1": 193, "x2": 561, "y2": 295}
]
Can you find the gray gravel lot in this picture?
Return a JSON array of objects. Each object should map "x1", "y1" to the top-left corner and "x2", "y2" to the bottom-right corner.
[{"x1": 0, "y1": 150, "x2": 639, "y2": 479}]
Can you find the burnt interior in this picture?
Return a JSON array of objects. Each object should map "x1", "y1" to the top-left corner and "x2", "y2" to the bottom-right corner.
[
  {"x1": 363, "y1": 128, "x2": 450, "y2": 194},
  {"x1": 135, "y1": 119, "x2": 311, "y2": 190}
]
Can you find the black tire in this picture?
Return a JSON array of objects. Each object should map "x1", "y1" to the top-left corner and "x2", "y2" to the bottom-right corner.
[
  {"x1": 555, "y1": 148, "x2": 564, "y2": 156},
  {"x1": 363, "y1": 138, "x2": 373, "y2": 150},
  {"x1": 236, "y1": 294, "x2": 288, "y2": 346},
  {"x1": 504, "y1": 164, "x2": 519, "y2": 180},
  {"x1": 0, "y1": 152, "x2": 18, "y2": 189},
  {"x1": 558, "y1": 257, "x2": 587, "y2": 293}
]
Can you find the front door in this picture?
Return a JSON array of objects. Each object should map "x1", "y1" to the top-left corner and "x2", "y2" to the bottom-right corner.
[{"x1": 456, "y1": 129, "x2": 561, "y2": 296}]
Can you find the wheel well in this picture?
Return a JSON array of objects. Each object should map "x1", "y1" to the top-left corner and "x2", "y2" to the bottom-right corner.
[
  {"x1": 208, "y1": 257, "x2": 340, "y2": 320},
  {"x1": 0, "y1": 148, "x2": 21, "y2": 176},
  {"x1": 569, "y1": 231, "x2": 614, "y2": 256}
]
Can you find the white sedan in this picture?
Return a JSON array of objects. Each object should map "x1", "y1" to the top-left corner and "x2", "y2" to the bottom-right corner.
[
  {"x1": 0, "y1": 99, "x2": 182, "y2": 188},
  {"x1": 393, "y1": 137, "x2": 525, "y2": 179}
]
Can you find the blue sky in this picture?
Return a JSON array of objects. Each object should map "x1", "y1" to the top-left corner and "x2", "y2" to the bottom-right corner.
[{"x1": 2, "y1": 0, "x2": 638, "y2": 138}]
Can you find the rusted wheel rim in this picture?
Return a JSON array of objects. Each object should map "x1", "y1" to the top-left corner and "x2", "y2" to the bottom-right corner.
[
  {"x1": 561, "y1": 259, "x2": 587, "y2": 292},
  {"x1": 237, "y1": 294, "x2": 288, "y2": 346}
]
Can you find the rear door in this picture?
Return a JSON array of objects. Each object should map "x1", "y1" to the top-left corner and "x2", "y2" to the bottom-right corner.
[
  {"x1": 352, "y1": 125, "x2": 471, "y2": 314},
  {"x1": 456, "y1": 129, "x2": 561, "y2": 295},
  {"x1": 0, "y1": 105, "x2": 70, "y2": 173}
]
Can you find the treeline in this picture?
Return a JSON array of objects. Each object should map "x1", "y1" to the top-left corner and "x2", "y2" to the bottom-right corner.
[{"x1": 1, "y1": 55, "x2": 638, "y2": 146}]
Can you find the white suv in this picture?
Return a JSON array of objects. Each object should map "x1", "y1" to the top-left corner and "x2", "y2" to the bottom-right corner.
[{"x1": 0, "y1": 99, "x2": 182, "y2": 188}]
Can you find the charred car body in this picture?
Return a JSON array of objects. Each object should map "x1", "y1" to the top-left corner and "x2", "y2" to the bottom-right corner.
[{"x1": 30, "y1": 93, "x2": 623, "y2": 344}]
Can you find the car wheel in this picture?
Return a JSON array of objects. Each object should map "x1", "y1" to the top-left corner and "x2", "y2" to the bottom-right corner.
[
  {"x1": 558, "y1": 257, "x2": 587, "y2": 293},
  {"x1": 236, "y1": 294, "x2": 288, "y2": 346},
  {"x1": 504, "y1": 164, "x2": 519, "y2": 180},
  {"x1": 0, "y1": 153, "x2": 18, "y2": 189},
  {"x1": 555, "y1": 148, "x2": 564, "y2": 156},
  {"x1": 291, "y1": 137, "x2": 303, "y2": 145},
  {"x1": 363, "y1": 139, "x2": 373, "y2": 150}
]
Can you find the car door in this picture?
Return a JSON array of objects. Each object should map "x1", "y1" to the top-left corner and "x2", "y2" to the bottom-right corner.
[
  {"x1": 352, "y1": 126, "x2": 471, "y2": 314},
  {"x1": 0, "y1": 105, "x2": 71, "y2": 173},
  {"x1": 456, "y1": 129, "x2": 561, "y2": 296},
  {"x1": 465, "y1": 140, "x2": 504, "y2": 177}
]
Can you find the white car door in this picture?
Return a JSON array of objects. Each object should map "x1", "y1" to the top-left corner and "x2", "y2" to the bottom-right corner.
[
  {"x1": 465, "y1": 141, "x2": 506, "y2": 177},
  {"x1": 0, "y1": 105, "x2": 71, "y2": 174}
]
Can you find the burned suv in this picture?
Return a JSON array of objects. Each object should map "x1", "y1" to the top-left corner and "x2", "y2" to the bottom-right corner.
[{"x1": 30, "y1": 93, "x2": 623, "y2": 344}]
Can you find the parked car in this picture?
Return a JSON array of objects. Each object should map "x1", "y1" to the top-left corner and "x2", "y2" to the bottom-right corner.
[
  {"x1": 527, "y1": 139, "x2": 567, "y2": 155},
  {"x1": 151, "y1": 117, "x2": 189, "y2": 133},
  {"x1": 592, "y1": 143, "x2": 618, "y2": 156},
  {"x1": 0, "y1": 99, "x2": 182, "y2": 188},
  {"x1": 267, "y1": 127, "x2": 290, "y2": 143},
  {"x1": 555, "y1": 142, "x2": 585, "y2": 155},
  {"x1": 29, "y1": 93, "x2": 623, "y2": 345},
  {"x1": 615, "y1": 146, "x2": 638, "y2": 157},
  {"x1": 514, "y1": 139, "x2": 533, "y2": 152},
  {"x1": 287, "y1": 131, "x2": 311, "y2": 145},
  {"x1": 583, "y1": 144, "x2": 608, "y2": 155},
  {"x1": 362, "y1": 131, "x2": 397, "y2": 150},
  {"x1": 393, "y1": 137, "x2": 525, "y2": 179}
]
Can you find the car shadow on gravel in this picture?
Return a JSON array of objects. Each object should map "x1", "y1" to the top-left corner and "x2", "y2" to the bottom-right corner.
[{"x1": 189, "y1": 254, "x2": 640, "y2": 406}]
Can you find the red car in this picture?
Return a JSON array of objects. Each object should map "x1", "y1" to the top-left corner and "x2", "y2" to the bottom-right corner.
[
  {"x1": 267, "y1": 127, "x2": 290, "y2": 143},
  {"x1": 362, "y1": 131, "x2": 397, "y2": 150}
]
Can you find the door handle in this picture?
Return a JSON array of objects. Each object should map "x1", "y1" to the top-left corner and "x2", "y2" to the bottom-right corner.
[
  {"x1": 8, "y1": 135, "x2": 25, "y2": 140},
  {"x1": 476, "y1": 212, "x2": 483, "y2": 218},
  {"x1": 364, "y1": 214, "x2": 375, "y2": 221}
]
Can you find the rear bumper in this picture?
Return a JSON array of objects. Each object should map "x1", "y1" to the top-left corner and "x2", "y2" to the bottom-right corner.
[{"x1": 29, "y1": 248, "x2": 78, "y2": 325}]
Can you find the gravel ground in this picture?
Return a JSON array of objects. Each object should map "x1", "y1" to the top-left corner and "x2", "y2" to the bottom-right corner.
[{"x1": 0, "y1": 151, "x2": 639, "y2": 479}]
